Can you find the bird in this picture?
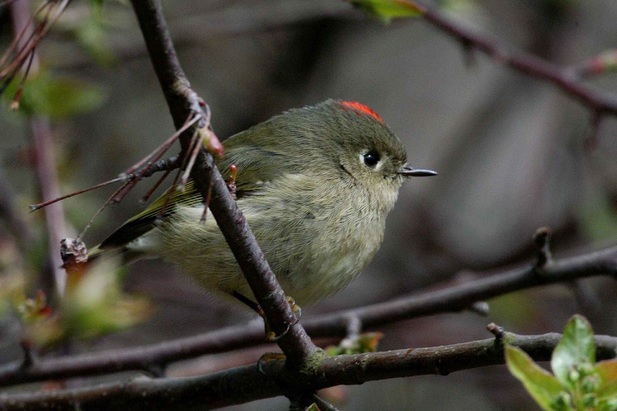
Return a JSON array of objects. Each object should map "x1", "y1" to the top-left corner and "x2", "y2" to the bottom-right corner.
[{"x1": 96, "y1": 99, "x2": 436, "y2": 307}]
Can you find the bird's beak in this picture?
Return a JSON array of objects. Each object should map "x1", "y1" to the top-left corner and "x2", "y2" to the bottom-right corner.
[{"x1": 398, "y1": 165, "x2": 438, "y2": 177}]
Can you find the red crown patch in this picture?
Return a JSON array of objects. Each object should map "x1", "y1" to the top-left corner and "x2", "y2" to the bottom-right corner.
[{"x1": 340, "y1": 101, "x2": 384, "y2": 124}]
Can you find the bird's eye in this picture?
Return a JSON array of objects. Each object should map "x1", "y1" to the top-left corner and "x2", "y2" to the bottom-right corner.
[{"x1": 362, "y1": 150, "x2": 380, "y2": 168}]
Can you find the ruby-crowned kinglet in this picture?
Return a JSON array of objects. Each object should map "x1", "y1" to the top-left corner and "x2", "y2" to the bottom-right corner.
[{"x1": 98, "y1": 99, "x2": 436, "y2": 305}]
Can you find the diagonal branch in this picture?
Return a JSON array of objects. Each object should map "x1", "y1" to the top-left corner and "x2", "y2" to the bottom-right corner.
[
  {"x1": 307, "y1": 244, "x2": 617, "y2": 335},
  {"x1": 414, "y1": 1, "x2": 617, "y2": 116},
  {"x1": 128, "y1": 0, "x2": 318, "y2": 369}
]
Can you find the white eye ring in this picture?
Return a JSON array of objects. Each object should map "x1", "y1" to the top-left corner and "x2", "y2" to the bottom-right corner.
[{"x1": 361, "y1": 150, "x2": 381, "y2": 168}]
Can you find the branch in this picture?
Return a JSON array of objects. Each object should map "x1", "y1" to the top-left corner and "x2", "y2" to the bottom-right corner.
[
  {"x1": 2, "y1": 237, "x2": 616, "y2": 387},
  {"x1": 9, "y1": 0, "x2": 69, "y2": 296},
  {"x1": 414, "y1": 1, "x2": 617, "y2": 116},
  {"x1": 1, "y1": 331, "x2": 616, "y2": 410},
  {"x1": 0, "y1": 322, "x2": 265, "y2": 387},
  {"x1": 307, "y1": 242, "x2": 617, "y2": 336},
  {"x1": 128, "y1": 0, "x2": 318, "y2": 368}
]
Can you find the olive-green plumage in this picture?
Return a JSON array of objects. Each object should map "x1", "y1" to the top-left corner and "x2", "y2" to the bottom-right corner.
[{"x1": 99, "y1": 99, "x2": 435, "y2": 305}]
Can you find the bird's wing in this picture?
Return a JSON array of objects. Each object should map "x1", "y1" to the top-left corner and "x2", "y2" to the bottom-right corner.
[
  {"x1": 99, "y1": 180, "x2": 202, "y2": 249},
  {"x1": 100, "y1": 132, "x2": 285, "y2": 249},
  {"x1": 218, "y1": 125, "x2": 288, "y2": 197}
]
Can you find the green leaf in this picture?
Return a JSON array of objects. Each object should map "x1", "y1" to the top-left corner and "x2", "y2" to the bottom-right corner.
[
  {"x1": 349, "y1": 0, "x2": 425, "y2": 22},
  {"x1": 552, "y1": 315, "x2": 596, "y2": 389},
  {"x1": 9, "y1": 72, "x2": 105, "y2": 118},
  {"x1": 506, "y1": 344, "x2": 566, "y2": 411},
  {"x1": 597, "y1": 360, "x2": 617, "y2": 400},
  {"x1": 75, "y1": 19, "x2": 116, "y2": 66},
  {"x1": 72, "y1": 2, "x2": 117, "y2": 67},
  {"x1": 62, "y1": 257, "x2": 151, "y2": 340},
  {"x1": 89, "y1": 0, "x2": 105, "y2": 10}
]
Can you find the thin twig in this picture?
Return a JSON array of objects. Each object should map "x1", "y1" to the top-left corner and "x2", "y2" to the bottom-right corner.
[{"x1": 29, "y1": 176, "x2": 128, "y2": 212}]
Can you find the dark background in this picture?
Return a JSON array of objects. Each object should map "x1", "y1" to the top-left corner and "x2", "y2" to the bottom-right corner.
[{"x1": 2, "y1": 1, "x2": 617, "y2": 409}]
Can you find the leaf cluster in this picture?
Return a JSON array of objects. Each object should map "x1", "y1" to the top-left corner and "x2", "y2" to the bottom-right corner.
[{"x1": 507, "y1": 315, "x2": 617, "y2": 411}]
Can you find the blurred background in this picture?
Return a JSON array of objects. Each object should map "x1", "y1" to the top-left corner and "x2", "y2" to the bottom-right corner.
[{"x1": 1, "y1": 0, "x2": 617, "y2": 409}]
